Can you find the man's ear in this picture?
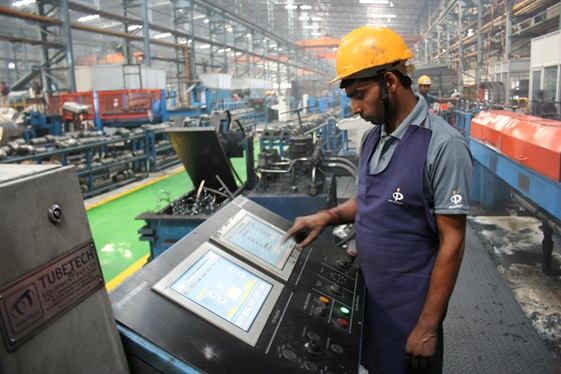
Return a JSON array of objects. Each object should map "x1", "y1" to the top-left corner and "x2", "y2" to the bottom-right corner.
[{"x1": 383, "y1": 72, "x2": 399, "y2": 92}]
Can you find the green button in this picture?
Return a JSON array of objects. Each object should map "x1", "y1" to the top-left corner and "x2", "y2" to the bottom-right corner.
[{"x1": 340, "y1": 306, "x2": 350, "y2": 316}]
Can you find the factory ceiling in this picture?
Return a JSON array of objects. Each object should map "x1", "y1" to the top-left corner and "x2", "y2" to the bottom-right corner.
[{"x1": 0, "y1": 0, "x2": 559, "y2": 91}]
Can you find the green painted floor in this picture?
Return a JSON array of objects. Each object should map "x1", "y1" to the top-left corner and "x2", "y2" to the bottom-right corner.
[{"x1": 87, "y1": 155, "x2": 249, "y2": 291}]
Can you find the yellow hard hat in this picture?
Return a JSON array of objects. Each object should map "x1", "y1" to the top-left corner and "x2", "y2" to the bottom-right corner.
[
  {"x1": 418, "y1": 75, "x2": 432, "y2": 85},
  {"x1": 328, "y1": 25, "x2": 414, "y2": 85}
]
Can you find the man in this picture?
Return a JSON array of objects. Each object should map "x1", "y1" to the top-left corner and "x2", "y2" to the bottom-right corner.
[
  {"x1": 417, "y1": 75, "x2": 460, "y2": 107},
  {"x1": 0, "y1": 81, "x2": 9, "y2": 108},
  {"x1": 265, "y1": 90, "x2": 277, "y2": 123},
  {"x1": 284, "y1": 25, "x2": 473, "y2": 373}
]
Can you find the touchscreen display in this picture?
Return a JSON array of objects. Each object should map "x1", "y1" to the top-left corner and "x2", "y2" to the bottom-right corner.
[
  {"x1": 170, "y1": 250, "x2": 272, "y2": 332},
  {"x1": 220, "y1": 214, "x2": 295, "y2": 270}
]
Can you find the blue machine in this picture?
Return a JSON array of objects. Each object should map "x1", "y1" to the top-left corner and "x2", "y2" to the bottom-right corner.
[{"x1": 23, "y1": 111, "x2": 63, "y2": 141}]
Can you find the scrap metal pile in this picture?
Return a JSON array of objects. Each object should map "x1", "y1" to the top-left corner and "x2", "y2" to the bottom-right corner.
[{"x1": 166, "y1": 182, "x2": 232, "y2": 216}]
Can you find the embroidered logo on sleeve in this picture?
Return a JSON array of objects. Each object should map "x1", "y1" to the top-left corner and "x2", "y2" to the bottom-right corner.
[
  {"x1": 449, "y1": 190, "x2": 464, "y2": 209},
  {"x1": 388, "y1": 187, "x2": 404, "y2": 205}
]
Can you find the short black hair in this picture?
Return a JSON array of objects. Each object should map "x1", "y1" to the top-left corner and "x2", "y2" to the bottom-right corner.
[{"x1": 340, "y1": 70, "x2": 412, "y2": 90}]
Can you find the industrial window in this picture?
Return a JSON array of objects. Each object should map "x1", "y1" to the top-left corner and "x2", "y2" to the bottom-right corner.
[{"x1": 543, "y1": 66, "x2": 558, "y2": 102}]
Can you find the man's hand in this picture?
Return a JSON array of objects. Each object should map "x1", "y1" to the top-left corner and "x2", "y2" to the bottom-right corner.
[
  {"x1": 283, "y1": 212, "x2": 331, "y2": 248},
  {"x1": 404, "y1": 324, "x2": 438, "y2": 368}
]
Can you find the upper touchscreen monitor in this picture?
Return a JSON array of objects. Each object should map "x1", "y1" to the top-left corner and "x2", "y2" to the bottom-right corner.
[{"x1": 210, "y1": 209, "x2": 300, "y2": 281}]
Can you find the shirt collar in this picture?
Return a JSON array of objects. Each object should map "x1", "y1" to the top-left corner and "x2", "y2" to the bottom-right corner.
[{"x1": 381, "y1": 94, "x2": 429, "y2": 139}]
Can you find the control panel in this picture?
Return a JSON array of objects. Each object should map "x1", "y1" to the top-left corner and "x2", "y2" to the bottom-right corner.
[{"x1": 111, "y1": 196, "x2": 365, "y2": 373}]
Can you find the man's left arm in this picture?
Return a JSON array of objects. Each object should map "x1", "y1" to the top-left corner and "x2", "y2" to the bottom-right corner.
[{"x1": 405, "y1": 214, "x2": 466, "y2": 358}]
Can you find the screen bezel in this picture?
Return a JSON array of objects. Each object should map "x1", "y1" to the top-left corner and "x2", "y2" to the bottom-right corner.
[
  {"x1": 152, "y1": 242, "x2": 284, "y2": 347},
  {"x1": 210, "y1": 209, "x2": 300, "y2": 281}
]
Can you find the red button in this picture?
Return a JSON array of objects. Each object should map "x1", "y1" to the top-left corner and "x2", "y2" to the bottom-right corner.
[{"x1": 337, "y1": 318, "x2": 349, "y2": 328}]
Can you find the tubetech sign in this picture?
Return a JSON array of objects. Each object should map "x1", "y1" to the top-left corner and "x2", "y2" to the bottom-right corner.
[{"x1": 0, "y1": 242, "x2": 104, "y2": 351}]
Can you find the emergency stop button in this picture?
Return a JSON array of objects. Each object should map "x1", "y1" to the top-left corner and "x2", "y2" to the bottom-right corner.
[{"x1": 336, "y1": 317, "x2": 349, "y2": 329}]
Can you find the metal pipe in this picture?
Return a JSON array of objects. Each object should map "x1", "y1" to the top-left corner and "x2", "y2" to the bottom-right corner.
[
  {"x1": 511, "y1": 191, "x2": 561, "y2": 237},
  {"x1": 142, "y1": 0, "x2": 152, "y2": 66},
  {"x1": 61, "y1": 0, "x2": 76, "y2": 92},
  {"x1": 326, "y1": 157, "x2": 359, "y2": 173},
  {"x1": 512, "y1": 190, "x2": 561, "y2": 276},
  {"x1": 505, "y1": 0, "x2": 514, "y2": 59},
  {"x1": 325, "y1": 162, "x2": 358, "y2": 181},
  {"x1": 476, "y1": 0, "x2": 482, "y2": 88}
]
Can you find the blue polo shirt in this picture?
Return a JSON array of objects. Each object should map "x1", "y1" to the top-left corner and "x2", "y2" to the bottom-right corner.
[
  {"x1": 418, "y1": 91, "x2": 439, "y2": 106},
  {"x1": 360, "y1": 94, "x2": 473, "y2": 215}
]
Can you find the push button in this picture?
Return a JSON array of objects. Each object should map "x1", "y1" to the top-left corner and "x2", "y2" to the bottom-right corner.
[
  {"x1": 303, "y1": 361, "x2": 318, "y2": 371},
  {"x1": 282, "y1": 349, "x2": 297, "y2": 361},
  {"x1": 336, "y1": 317, "x2": 349, "y2": 329}
]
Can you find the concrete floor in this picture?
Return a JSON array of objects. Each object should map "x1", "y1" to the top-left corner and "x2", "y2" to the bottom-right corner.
[{"x1": 468, "y1": 209, "x2": 561, "y2": 358}]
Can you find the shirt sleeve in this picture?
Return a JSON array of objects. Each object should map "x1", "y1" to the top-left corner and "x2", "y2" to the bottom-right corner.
[
  {"x1": 429, "y1": 137, "x2": 473, "y2": 215},
  {"x1": 426, "y1": 94, "x2": 438, "y2": 105}
]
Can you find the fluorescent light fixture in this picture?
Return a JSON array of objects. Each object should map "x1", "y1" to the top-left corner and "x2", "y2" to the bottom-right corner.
[
  {"x1": 359, "y1": 0, "x2": 389, "y2": 4},
  {"x1": 303, "y1": 25, "x2": 317, "y2": 29},
  {"x1": 127, "y1": 24, "x2": 142, "y2": 31},
  {"x1": 78, "y1": 14, "x2": 100, "y2": 22},
  {"x1": 310, "y1": 17, "x2": 321, "y2": 21},
  {"x1": 8, "y1": 62, "x2": 15, "y2": 69},
  {"x1": 285, "y1": 5, "x2": 297, "y2": 9},
  {"x1": 311, "y1": 32, "x2": 321, "y2": 36},
  {"x1": 368, "y1": 13, "x2": 396, "y2": 18},
  {"x1": 12, "y1": 0, "x2": 35, "y2": 7},
  {"x1": 299, "y1": 16, "x2": 310, "y2": 21},
  {"x1": 203, "y1": 18, "x2": 209, "y2": 23},
  {"x1": 154, "y1": 32, "x2": 172, "y2": 39},
  {"x1": 300, "y1": 5, "x2": 312, "y2": 10},
  {"x1": 269, "y1": 43, "x2": 278, "y2": 48},
  {"x1": 199, "y1": 44, "x2": 211, "y2": 49}
]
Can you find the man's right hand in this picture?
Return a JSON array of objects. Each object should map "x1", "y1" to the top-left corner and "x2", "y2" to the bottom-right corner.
[{"x1": 283, "y1": 212, "x2": 332, "y2": 248}]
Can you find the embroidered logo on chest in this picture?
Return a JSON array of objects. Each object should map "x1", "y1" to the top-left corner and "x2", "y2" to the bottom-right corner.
[{"x1": 388, "y1": 187, "x2": 404, "y2": 205}]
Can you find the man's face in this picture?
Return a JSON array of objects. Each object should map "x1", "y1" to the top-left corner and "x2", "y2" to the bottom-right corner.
[
  {"x1": 418, "y1": 84, "x2": 431, "y2": 95},
  {"x1": 344, "y1": 79, "x2": 384, "y2": 125}
]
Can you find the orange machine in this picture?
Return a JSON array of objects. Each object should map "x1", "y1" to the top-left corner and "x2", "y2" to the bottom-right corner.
[
  {"x1": 471, "y1": 111, "x2": 561, "y2": 182},
  {"x1": 97, "y1": 89, "x2": 161, "y2": 120}
]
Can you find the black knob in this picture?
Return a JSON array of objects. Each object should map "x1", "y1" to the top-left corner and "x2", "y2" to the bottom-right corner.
[
  {"x1": 304, "y1": 340, "x2": 322, "y2": 356},
  {"x1": 336, "y1": 257, "x2": 349, "y2": 270},
  {"x1": 313, "y1": 304, "x2": 327, "y2": 317},
  {"x1": 336, "y1": 252, "x2": 357, "y2": 270},
  {"x1": 330, "y1": 283, "x2": 342, "y2": 296}
]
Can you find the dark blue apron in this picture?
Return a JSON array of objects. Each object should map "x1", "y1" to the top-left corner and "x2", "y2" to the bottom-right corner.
[{"x1": 356, "y1": 124, "x2": 439, "y2": 373}]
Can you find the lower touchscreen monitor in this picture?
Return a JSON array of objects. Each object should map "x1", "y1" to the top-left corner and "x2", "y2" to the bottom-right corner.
[{"x1": 153, "y1": 242, "x2": 284, "y2": 346}]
